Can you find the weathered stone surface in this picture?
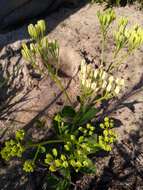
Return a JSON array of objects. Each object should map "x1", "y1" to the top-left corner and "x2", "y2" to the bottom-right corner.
[{"x1": 0, "y1": 0, "x2": 67, "y2": 29}]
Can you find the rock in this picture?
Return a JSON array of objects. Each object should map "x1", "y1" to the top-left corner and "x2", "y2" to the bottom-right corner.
[{"x1": 0, "y1": 0, "x2": 76, "y2": 30}]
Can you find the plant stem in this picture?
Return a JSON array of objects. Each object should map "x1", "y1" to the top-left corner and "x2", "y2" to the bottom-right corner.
[
  {"x1": 33, "y1": 145, "x2": 40, "y2": 162},
  {"x1": 90, "y1": 91, "x2": 110, "y2": 106},
  {"x1": 107, "y1": 52, "x2": 129, "y2": 72},
  {"x1": 28, "y1": 139, "x2": 64, "y2": 148},
  {"x1": 53, "y1": 74, "x2": 73, "y2": 105},
  {"x1": 101, "y1": 31, "x2": 106, "y2": 67},
  {"x1": 45, "y1": 62, "x2": 73, "y2": 105}
]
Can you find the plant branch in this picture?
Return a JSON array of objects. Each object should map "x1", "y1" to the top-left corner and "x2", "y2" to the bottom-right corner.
[{"x1": 27, "y1": 139, "x2": 64, "y2": 148}]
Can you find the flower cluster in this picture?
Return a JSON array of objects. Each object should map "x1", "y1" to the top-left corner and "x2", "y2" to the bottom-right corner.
[
  {"x1": 21, "y1": 20, "x2": 59, "y2": 70},
  {"x1": 44, "y1": 121, "x2": 116, "y2": 174},
  {"x1": 45, "y1": 148, "x2": 92, "y2": 173},
  {"x1": 44, "y1": 125, "x2": 97, "y2": 173},
  {"x1": 28, "y1": 20, "x2": 46, "y2": 40},
  {"x1": 79, "y1": 123, "x2": 95, "y2": 137},
  {"x1": 114, "y1": 17, "x2": 128, "y2": 53},
  {"x1": 79, "y1": 60, "x2": 124, "y2": 98},
  {"x1": 23, "y1": 160, "x2": 35, "y2": 173},
  {"x1": 99, "y1": 117, "x2": 117, "y2": 151},
  {"x1": 45, "y1": 151, "x2": 69, "y2": 172},
  {"x1": 15, "y1": 129, "x2": 25, "y2": 141},
  {"x1": 114, "y1": 17, "x2": 143, "y2": 54},
  {"x1": 1, "y1": 139, "x2": 25, "y2": 161},
  {"x1": 97, "y1": 9, "x2": 116, "y2": 34},
  {"x1": 1, "y1": 130, "x2": 25, "y2": 161}
]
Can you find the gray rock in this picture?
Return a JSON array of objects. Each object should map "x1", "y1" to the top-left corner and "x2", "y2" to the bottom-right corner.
[{"x1": 0, "y1": 0, "x2": 66, "y2": 29}]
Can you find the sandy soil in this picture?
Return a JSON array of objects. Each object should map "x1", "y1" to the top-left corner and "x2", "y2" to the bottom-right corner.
[{"x1": 0, "y1": 2, "x2": 143, "y2": 190}]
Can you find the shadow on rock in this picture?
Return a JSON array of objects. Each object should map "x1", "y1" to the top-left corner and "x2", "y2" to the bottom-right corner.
[
  {"x1": 89, "y1": 119, "x2": 143, "y2": 190},
  {"x1": 0, "y1": 0, "x2": 88, "y2": 47}
]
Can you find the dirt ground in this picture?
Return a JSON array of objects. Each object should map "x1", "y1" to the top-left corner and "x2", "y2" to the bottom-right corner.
[{"x1": 0, "y1": 2, "x2": 143, "y2": 190}]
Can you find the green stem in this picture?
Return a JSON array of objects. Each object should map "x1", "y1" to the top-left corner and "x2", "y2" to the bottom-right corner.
[
  {"x1": 45, "y1": 62, "x2": 72, "y2": 105},
  {"x1": 101, "y1": 31, "x2": 106, "y2": 67},
  {"x1": 53, "y1": 74, "x2": 73, "y2": 105},
  {"x1": 107, "y1": 52, "x2": 129, "y2": 72},
  {"x1": 28, "y1": 139, "x2": 64, "y2": 148},
  {"x1": 33, "y1": 145, "x2": 40, "y2": 162},
  {"x1": 90, "y1": 91, "x2": 110, "y2": 106}
]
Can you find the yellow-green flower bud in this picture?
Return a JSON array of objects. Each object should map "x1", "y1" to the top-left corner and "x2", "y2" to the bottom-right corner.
[
  {"x1": 79, "y1": 127, "x2": 83, "y2": 132},
  {"x1": 83, "y1": 129, "x2": 88, "y2": 134},
  {"x1": 78, "y1": 136, "x2": 84, "y2": 143},
  {"x1": 90, "y1": 126, "x2": 95, "y2": 131},
  {"x1": 62, "y1": 161, "x2": 69, "y2": 168},
  {"x1": 55, "y1": 159, "x2": 62, "y2": 167},
  {"x1": 108, "y1": 76, "x2": 114, "y2": 83},
  {"x1": 103, "y1": 130, "x2": 108, "y2": 136},
  {"x1": 83, "y1": 160, "x2": 89, "y2": 167},
  {"x1": 37, "y1": 20, "x2": 46, "y2": 34},
  {"x1": 77, "y1": 150, "x2": 82, "y2": 155},
  {"x1": 94, "y1": 69, "x2": 98, "y2": 79},
  {"x1": 15, "y1": 130, "x2": 25, "y2": 141},
  {"x1": 30, "y1": 43, "x2": 36, "y2": 53},
  {"x1": 114, "y1": 86, "x2": 120, "y2": 94},
  {"x1": 91, "y1": 82, "x2": 97, "y2": 89},
  {"x1": 70, "y1": 135, "x2": 76, "y2": 141},
  {"x1": 61, "y1": 154, "x2": 66, "y2": 161},
  {"x1": 105, "y1": 121, "x2": 110, "y2": 128},
  {"x1": 100, "y1": 123, "x2": 105, "y2": 129},
  {"x1": 102, "y1": 81, "x2": 107, "y2": 89},
  {"x1": 76, "y1": 161, "x2": 82, "y2": 168},
  {"x1": 70, "y1": 159, "x2": 76, "y2": 167},
  {"x1": 49, "y1": 164, "x2": 57, "y2": 172},
  {"x1": 89, "y1": 131, "x2": 93, "y2": 136},
  {"x1": 52, "y1": 148, "x2": 58, "y2": 157},
  {"x1": 45, "y1": 154, "x2": 53, "y2": 164},
  {"x1": 104, "y1": 117, "x2": 109, "y2": 122},
  {"x1": 64, "y1": 144, "x2": 70, "y2": 151},
  {"x1": 28, "y1": 24, "x2": 38, "y2": 39},
  {"x1": 23, "y1": 160, "x2": 35, "y2": 173},
  {"x1": 106, "y1": 83, "x2": 112, "y2": 92}
]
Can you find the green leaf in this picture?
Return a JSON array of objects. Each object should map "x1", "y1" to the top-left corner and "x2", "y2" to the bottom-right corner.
[
  {"x1": 81, "y1": 164, "x2": 96, "y2": 174},
  {"x1": 39, "y1": 146, "x2": 46, "y2": 153},
  {"x1": 60, "y1": 168, "x2": 71, "y2": 180},
  {"x1": 45, "y1": 174, "x2": 59, "y2": 190},
  {"x1": 61, "y1": 106, "x2": 76, "y2": 118},
  {"x1": 53, "y1": 114, "x2": 62, "y2": 134},
  {"x1": 44, "y1": 174, "x2": 70, "y2": 190},
  {"x1": 78, "y1": 108, "x2": 98, "y2": 125},
  {"x1": 56, "y1": 179, "x2": 70, "y2": 190},
  {"x1": 53, "y1": 121, "x2": 60, "y2": 135}
]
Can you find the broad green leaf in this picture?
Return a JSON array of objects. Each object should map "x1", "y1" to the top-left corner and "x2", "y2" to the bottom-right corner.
[
  {"x1": 81, "y1": 164, "x2": 96, "y2": 174},
  {"x1": 44, "y1": 174, "x2": 59, "y2": 190},
  {"x1": 78, "y1": 108, "x2": 98, "y2": 125},
  {"x1": 60, "y1": 168, "x2": 71, "y2": 180},
  {"x1": 56, "y1": 179, "x2": 70, "y2": 190},
  {"x1": 61, "y1": 106, "x2": 76, "y2": 118}
]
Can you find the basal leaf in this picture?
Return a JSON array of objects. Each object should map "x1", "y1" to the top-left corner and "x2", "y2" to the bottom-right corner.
[
  {"x1": 61, "y1": 106, "x2": 76, "y2": 118},
  {"x1": 78, "y1": 108, "x2": 98, "y2": 125}
]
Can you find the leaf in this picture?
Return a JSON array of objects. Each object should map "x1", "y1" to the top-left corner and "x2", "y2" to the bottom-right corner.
[
  {"x1": 78, "y1": 108, "x2": 98, "y2": 125},
  {"x1": 53, "y1": 114, "x2": 62, "y2": 134},
  {"x1": 61, "y1": 106, "x2": 76, "y2": 118},
  {"x1": 53, "y1": 121, "x2": 60, "y2": 135},
  {"x1": 39, "y1": 146, "x2": 46, "y2": 153},
  {"x1": 56, "y1": 179, "x2": 70, "y2": 190},
  {"x1": 60, "y1": 168, "x2": 71, "y2": 180},
  {"x1": 44, "y1": 174, "x2": 59, "y2": 190},
  {"x1": 81, "y1": 165, "x2": 96, "y2": 174}
]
